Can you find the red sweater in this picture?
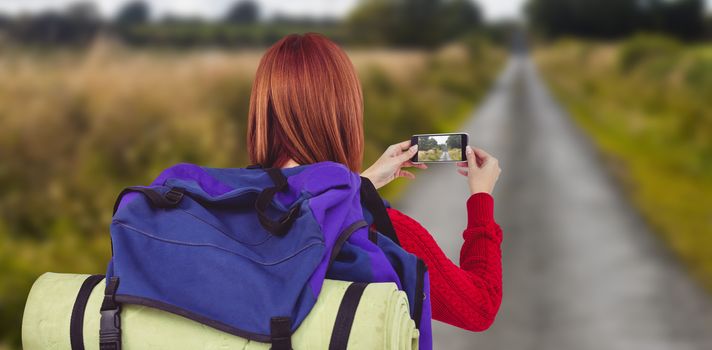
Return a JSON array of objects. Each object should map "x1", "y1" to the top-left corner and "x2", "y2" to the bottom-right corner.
[{"x1": 386, "y1": 192, "x2": 503, "y2": 331}]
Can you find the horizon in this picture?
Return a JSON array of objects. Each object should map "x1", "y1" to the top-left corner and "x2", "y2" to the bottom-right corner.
[{"x1": 0, "y1": 0, "x2": 527, "y2": 22}]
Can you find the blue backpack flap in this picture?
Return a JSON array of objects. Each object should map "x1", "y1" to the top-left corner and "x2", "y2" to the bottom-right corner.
[{"x1": 103, "y1": 162, "x2": 432, "y2": 350}]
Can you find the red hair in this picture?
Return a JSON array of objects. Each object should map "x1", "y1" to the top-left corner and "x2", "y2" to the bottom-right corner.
[{"x1": 247, "y1": 33, "x2": 364, "y2": 172}]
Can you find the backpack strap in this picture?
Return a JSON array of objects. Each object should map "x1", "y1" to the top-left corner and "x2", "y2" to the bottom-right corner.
[
  {"x1": 112, "y1": 186, "x2": 184, "y2": 215},
  {"x1": 270, "y1": 316, "x2": 292, "y2": 350},
  {"x1": 328, "y1": 282, "x2": 368, "y2": 350},
  {"x1": 329, "y1": 220, "x2": 369, "y2": 267},
  {"x1": 70, "y1": 274, "x2": 105, "y2": 350},
  {"x1": 359, "y1": 177, "x2": 400, "y2": 246},
  {"x1": 255, "y1": 168, "x2": 300, "y2": 236},
  {"x1": 414, "y1": 259, "x2": 427, "y2": 329},
  {"x1": 99, "y1": 277, "x2": 122, "y2": 350}
]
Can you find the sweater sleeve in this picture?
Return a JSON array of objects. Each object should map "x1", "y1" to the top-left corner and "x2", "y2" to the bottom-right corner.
[{"x1": 386, "y1": 192, "x2": 503, "y2": 332}]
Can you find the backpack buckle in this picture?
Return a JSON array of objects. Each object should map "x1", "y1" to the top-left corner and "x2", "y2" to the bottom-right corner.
[
  {"x1": 99, "y1": 307, "x2": 121, "y2": 350},
  {"x1": 164, "y1": 188, "x2": 184, "y2": 205}
]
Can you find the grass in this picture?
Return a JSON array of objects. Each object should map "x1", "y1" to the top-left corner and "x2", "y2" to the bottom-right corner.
[
  {"x1": 448, "y1": 148, "x2": 463, "y2": 161},
  {"x1": 0, "y1": 37, "x2": 503, "y2": 348},
  {"x1": 417, "y1": 149, "x2": 443, "y2": 161},
  {"x1": 534, "y1": 35, "x2": 712, "y2": 293}
]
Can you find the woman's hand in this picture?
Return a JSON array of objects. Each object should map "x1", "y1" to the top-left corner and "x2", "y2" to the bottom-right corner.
[
  {"x1": 361, "y1": 140, "x2": 427, "y2": 189},
  {"x1": 457, "y1": 146, "x2": 501, "y2": 195}
]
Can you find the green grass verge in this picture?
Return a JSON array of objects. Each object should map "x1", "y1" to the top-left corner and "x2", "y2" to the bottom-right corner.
[{"x1": 535, "y1": 36, "x2": 712, "y2": 292}]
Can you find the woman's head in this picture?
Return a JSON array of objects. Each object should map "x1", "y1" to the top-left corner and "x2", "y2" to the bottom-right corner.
[{"x1": 247, "y1": 33, "x2": 364, "y2": 172}]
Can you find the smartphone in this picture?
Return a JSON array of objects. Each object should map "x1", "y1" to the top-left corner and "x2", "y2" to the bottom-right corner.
[{"x1": 411, "y1": 133, "x2": 468, "y2": 163}]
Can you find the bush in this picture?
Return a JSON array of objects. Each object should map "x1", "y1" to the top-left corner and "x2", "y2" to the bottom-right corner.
[{"x1": 618, "y1": 34, "x2": 682, "y2": 72}]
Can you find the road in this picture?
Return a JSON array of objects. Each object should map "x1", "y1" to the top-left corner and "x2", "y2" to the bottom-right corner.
[{"x1": 396, "y1": 53, "x2": 712, "y2": 349}]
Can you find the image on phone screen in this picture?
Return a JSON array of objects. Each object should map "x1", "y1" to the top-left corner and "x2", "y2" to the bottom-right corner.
[{"x1": 411, "y1": 133, "x2": 468, "y2": 163}]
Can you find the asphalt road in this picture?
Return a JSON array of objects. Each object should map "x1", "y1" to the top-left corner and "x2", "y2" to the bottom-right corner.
[{"x1": 396, "y1": 54, "x2": 712, "y2": 350}]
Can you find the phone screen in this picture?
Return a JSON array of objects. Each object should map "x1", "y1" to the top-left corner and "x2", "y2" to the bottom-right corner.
[{"x1": 410, "y1": 133, "x2": 468, "y2": 163}]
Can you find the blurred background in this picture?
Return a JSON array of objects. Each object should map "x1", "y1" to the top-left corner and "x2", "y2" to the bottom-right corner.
[{"x1": 0, "y1": 0, "x2": 711, "y2": 349}]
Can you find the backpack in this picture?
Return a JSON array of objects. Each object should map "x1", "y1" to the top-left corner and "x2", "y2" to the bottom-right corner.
[{"x1": 104, "y1": 162, "x2": 432, "y2": 349}]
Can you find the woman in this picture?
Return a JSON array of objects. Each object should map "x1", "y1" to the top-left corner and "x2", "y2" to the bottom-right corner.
[{"x1": 247, "y1": 33, "x2": 502, "y2": 332}]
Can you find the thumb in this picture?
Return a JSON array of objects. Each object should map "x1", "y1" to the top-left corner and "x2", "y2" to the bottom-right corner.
[
  {"x1": 466, "y1": 145, "x2": 477, "y2": 168},
  {"x1": 397, "y1": 145, "x2": 418, "y2": 163}
]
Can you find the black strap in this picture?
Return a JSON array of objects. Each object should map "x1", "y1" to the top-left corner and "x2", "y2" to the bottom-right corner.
[
  {"x1": 359, "y1": 177, "x2": 400, "y2": 245},
  {"x1": 255, "y1": 168, "x2": 300, "y2": 236},
  {"x1": 100, "y1": 277, "x2": 119, "y2": 311},
  {"x1": 113, "y1": 186, "x2": 184, "y2": 215},
  {"x1": 328, "y1": 220, "x2": 369, "y2": 267},
  {"x1": 413, "y1": 259, "x2": 427, "y2": 329},
  {"x1": 265, "y1": 168, "x2": 288, "y2": 188},
  {"x1": 368, "y1": 227, "x2": 378, "y2": 243},
  {"x1": 270, "y1": 316, "x2": 292, "y2": 350},
  {"x1": 329, "y1": 282, "x2": 367, "y2": 350},
  {"x1": 70, "y1": 274, "x2": 105, "y2": 350},
  {"x1": 99, "y1": 277, "x2": 121, "y2": 350}
]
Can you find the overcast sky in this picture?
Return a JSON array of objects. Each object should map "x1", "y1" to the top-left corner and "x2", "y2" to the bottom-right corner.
[{"x1": 0, "y1": 0, "x2": 529, "y2": 21}]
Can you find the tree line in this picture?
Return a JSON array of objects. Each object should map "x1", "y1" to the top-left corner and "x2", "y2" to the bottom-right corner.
[
  {"x1": 0, "y1": 0, "x2": 484, "y2": 48},
  {"x1": 527, "y1": 0, "x2": 711, "y2": 40}
]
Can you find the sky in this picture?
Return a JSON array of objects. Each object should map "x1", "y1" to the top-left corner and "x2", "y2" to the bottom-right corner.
[
  {"x1": 430, "y1": 135, "x2": 450, "y2": 145},
  {"x1": 0, "y1": 0, "x2": 529, "y2": 21},
  {"x1": 1, "y1": 0, "x2": 710, "y2": 22}
]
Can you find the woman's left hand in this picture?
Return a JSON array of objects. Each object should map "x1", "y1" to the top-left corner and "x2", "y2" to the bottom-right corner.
[{"x1": 361, "y1": 140, "x2": 427, "y2": 189}]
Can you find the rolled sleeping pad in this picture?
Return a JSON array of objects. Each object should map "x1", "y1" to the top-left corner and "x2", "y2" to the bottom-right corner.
[{"x1": 23, "y1": 273, "x2": 419, "y2": 350}]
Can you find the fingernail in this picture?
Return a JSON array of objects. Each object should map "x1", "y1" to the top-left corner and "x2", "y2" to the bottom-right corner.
[
  {"x1": 466, "y1": 145, "x2": 473, "y2": 154},
  {"x1": 410, "y1": 145, "x2": 418, "y2": 152}
]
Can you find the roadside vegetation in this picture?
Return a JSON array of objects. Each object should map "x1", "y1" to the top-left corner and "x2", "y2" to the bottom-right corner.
[
  {"x1": 448, "y1": 148, "x2": 463, "y2": 161},
  {"x1": 535, "y1": 35, "x2": 712, "y2": 291},
  {"x1": 418, "y1": 149, "x2": 443, "y2": 162}
]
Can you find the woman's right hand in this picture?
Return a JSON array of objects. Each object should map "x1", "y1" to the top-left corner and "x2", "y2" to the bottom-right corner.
[{"x1": 457, "y1": 146, "x2": 501, "y2": 195}]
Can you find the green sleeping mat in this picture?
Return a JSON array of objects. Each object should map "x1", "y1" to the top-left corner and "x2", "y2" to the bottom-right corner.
[{"x1": 23, "y1": 273, "x2": 419, "y2": 349}]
